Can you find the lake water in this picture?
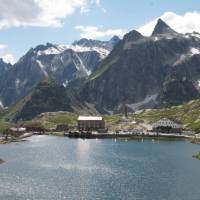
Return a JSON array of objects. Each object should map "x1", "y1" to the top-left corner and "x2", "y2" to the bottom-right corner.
[{"x1": 0, "y1": 136, "x2": 200, "y2": 200}]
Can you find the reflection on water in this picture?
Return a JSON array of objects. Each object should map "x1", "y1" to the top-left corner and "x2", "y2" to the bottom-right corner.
[
  {"x1": 77, "y1": 139, "x2": 91, "y2": 162},
  {"x1": 0, "y1": 136, "x2": 200, "y2": 200}
]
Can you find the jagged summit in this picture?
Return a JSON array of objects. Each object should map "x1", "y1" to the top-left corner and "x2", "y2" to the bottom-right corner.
[
  {"x1": 152, "y1": 18, "x2": 177, "y2": 36},
  {"x1": 34, "y1": 43, "x2": 55, "y2": 52},
  {"x1": 73, "y1": 36, "x2": 120, "y2": 51},
  {"x1": 73, "y1": 38, "x2": 91, "y2": 46},
  {"x1": 124, "y1": 30, "x2": 144, "y2": 41},
  {"x1": 109, "y1": 35, "x2": 121, "y2": 45}
]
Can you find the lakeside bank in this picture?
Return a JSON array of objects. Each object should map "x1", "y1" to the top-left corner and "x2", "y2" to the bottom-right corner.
[
  {"x1": 0, "y1": 132, "x2": 33, "y2": 144},
  {"x1": 1, "y1": 130, "x2": 200, "y2": 144},
  {"x1": 43, "y1": 130, "x2": 200, "y2": 143},
  {"x1": 0, "y1": 159, "x2": 4, "y2": 164},
  {"x1": 193, "y1": 152, "x2": 200, "y2": 160}
]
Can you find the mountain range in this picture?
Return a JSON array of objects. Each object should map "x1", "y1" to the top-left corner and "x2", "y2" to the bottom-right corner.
[
  {"x1": 1, "y1": 19, "x2": 200, "y2": 120},
  {"x1": 0, "y1": 36, "x2": 120, "y2": 107},
  {"x1": 80, "y1": 19, "x2": 200, "y2": 113}
]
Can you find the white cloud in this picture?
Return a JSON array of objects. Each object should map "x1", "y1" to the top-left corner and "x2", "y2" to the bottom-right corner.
[
  {"x1": 1, "y1": 54, "x2": 16, "y2": 64},
  {"x1": 0, "y1": 44, "x2": 15, "y2": 64},
  {"x1": 95, "y1": 0, "x2": 100, "y2": 5},
  {"x1": 93, "y1": 0, "x2": 106, "y2": 13},
  {"x1": 0, "y1": 44, "x2": 7, "y2": 49},
  {"x1": 75, "y1": 25, "x2": 126, "y2": 39},
  {"x1": 138, "y1": 11, "x2": 200, "y2": 36},
  {"x1": 0, "y1": 0, "x2": 101, "y2": 28}
]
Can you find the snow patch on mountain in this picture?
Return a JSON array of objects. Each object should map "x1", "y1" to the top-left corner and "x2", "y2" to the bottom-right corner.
[
  {"x1": 36, "y1": 60, "x2": 48, "y2": 77},
  {"x1": 190, "y1": 48, "x2": 200, "y2": 55},
  {"x1": 153, "y1": 37, "x2": 159, "y2": 41},
  {"x1": 126, "y1": 94, "x2": 158, "y2": 111},
  {"x1": 173, "y1": 54, "x2": 188, "y2": 66},
  {"x1": 15, "y1": 79, "x2": 20, "y2": 89},
  {"x1": 0, "y1": 100, "x2": 3, "y2": 108},
  {"x1": 189, "y1": 32, "x2": 200, "y2": 39},
  {"x1": 152, "y1": 35, "x2": 174, "y2": 42},
  {"x1": 173, "y1": 48, "x2": 200, "y2": 66},
  {"x1": 37, "y1": 47, "x2": 61, "y2": 55},
  {"x1": 37, "y1": 44, "x2": 110, "y2": 59},
  {"x1": 76, "y1": 54, "x2": 92, "y2": 76},
  {"x1": 63, "y1": 80, "x2": 69, "y2": 88}
]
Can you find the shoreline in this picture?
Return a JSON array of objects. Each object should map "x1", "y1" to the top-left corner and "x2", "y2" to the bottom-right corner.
[
  {"x1": 0, "y1": 132, "x2": 33, "y2": 144},
  {"x1": 0, "y1": 131, "x2": 199, "y2": 144},
  {"x1": 31, "y1": 131, "x2": 200, "y2": 142},
  {"x1": 65, "y1": 131, "x2": 191, "y2": 140}
]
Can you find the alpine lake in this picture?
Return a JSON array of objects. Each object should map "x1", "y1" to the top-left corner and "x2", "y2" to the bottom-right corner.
[{"x1": 0, "y1": 136, "x2": 200, "y2": 200}]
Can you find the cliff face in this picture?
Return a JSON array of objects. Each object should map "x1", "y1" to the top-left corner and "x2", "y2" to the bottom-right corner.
[
  {"x1": 80, "y1": 19, "x2": 200, "y2": 112},
  {"x1": 0, "y1": 37, "x2": 120, "y2": 107},
  {"x1": 14, "y1": 80, "x2": 73, "y2": 121}
]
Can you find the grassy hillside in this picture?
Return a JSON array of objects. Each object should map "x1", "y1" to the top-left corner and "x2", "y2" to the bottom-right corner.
[
  {"x1": 28, "y1": 99, "x2": 200, "y2": 131},
  {"x1": 104, "y1": 100, "x2": 200, "y2": 131},
  {"x1": 0, "y1": 99, "x2": 200, "y2": 132},
  {"x1": 30, "y1": 112, "x2": 78, "y2": 130},
  {"x1": 0, "y1": 80, "x2": 74, "y2": 122}
]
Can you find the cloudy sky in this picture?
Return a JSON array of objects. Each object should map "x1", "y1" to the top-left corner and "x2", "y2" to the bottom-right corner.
[{"x1": 0, "y1": 0, "x2": 200, "y2": 64}]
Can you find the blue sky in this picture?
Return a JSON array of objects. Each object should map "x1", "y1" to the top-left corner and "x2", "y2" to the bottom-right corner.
[{"x1": 0, "y1": 0, "x2": 200, "y2": 63}]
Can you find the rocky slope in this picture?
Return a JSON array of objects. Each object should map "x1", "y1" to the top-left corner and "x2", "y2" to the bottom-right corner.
[
  {"x1": 8, "y1": 80, "x2": 73, "y2": 121},
  {"x1": 80, "y1": 19, "x2": 200, "y2": 113},
  {"x1": 17, "y1": 99, "x2": 200, "y2": 132},
  {"x1": 0, "y1": 37, "x2": 120, "y2": 107},
  {"x1": 0, "y1": 59, "x2": 12, "y2": 108},
  {"x1": 2, "y1": 19, "x2": 200, "y2": 120}
]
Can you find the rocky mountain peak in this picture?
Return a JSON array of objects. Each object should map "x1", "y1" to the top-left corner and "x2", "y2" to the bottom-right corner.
[
  {"x1": 152, "y1": 18, "x2": 177, "y2": 36},
  {"x1": 123, "y1": 30, "x2": 144, "y2": 42},
  {"x1": 109, "y1": 35, "x2": 121, "y2": 45},
  {"x1": 73, "y1": 38, "x2": 90, "y2": 46},
  {"x1": 73, "y1": 36, "x2": 120, "y2": 51},
  {"x1": 33, "y1": 43, "x2": 55, "y2": 52}
]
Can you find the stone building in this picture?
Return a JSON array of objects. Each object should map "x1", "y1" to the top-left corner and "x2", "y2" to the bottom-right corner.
[{"x1": 77, "y1": 116, "x2": 105, "y2": 131}]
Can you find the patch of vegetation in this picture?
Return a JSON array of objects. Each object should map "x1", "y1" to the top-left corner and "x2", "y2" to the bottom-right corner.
[
  {"x1": 0, "y1": 121, "x2": 14, "y2": 131},
  {"x1": 1, "y1": 96, "x2": 200, "y2": 132},
  {"x1": 1, "y1": 95, "x2": 31, "y2": 122},
  {"x1": 102, "y1": 99, "x2": 200, "y2": 131},
  {"x1": 14, "y1": 80, "x2": 73, "y2": 121},
  {"x1": 30, "y1": 112, "x2": 78, "y2": 130},
  {"x1": 193, "y1": 152, "x2": 200, "y2": 160},
  {"x1": 89, "y1": 56, "x2": 119, "y2": 80}
]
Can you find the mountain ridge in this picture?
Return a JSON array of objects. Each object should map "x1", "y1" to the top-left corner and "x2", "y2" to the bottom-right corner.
[
  {"x1": 78, "y1": 19, "x2": 200, "y2": 113},
  {"x1": 2, "y1": 19, "x2": 200, "y2": 120},
  {"x1": 0, "y1": 36, "x2": 120, "y2": 107}
]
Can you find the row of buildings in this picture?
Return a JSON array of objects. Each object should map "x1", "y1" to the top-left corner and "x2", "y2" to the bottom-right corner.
[
  {"x1": 6, "y1": 116, "x2": 183, "y2": 134},
  {"x1": 77, "y1": 116, "x2": 182, "y2": 133}
]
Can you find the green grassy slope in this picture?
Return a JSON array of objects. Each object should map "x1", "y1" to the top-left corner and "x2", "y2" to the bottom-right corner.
[
  {"x1": 104, "y1": 100, "x2": 200, "y2": 131},
  {"x1": 30, "y1": 99, "x2": 200, "y2": 131},
  {"x1": 0, "y1": 99, "x2": 200, "y2": 132},
  {"x1": 31, "y1": 112, "x2": 78, "y2": 129}
]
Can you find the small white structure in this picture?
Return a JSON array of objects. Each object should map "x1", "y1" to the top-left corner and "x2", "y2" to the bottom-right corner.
[
  {"x1": 152, "y1": 118, "x2": 182, "y2": 133},
  {"x1": 10, "y1": 127, "x2": 26, "y2": 132},
  {"x1": 195, "y1": 133, "x2": 200, "y2": 138},
  {"x1": 78, "y1": 116, "x2": 105, "y2": 131}
]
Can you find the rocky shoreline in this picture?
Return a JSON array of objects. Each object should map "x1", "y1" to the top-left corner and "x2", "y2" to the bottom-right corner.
[
  {"x1": 0, "y1": 159, "x2": 5, "y2": 164},
  {"x1": 0, "y1": 132, "x2": 33, "y2": 145}
]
